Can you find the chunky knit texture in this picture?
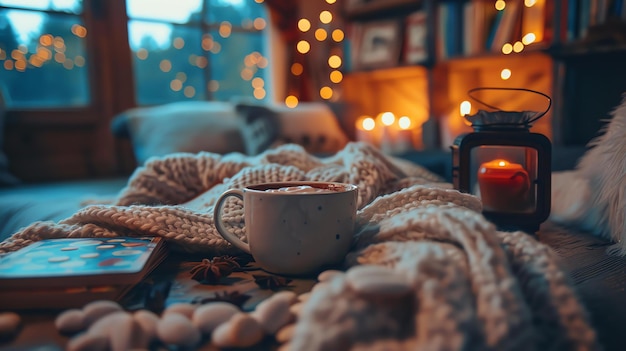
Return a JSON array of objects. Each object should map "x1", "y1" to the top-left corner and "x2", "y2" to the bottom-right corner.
[{"x1": 0, "y1": 142, "x2": 598, "y2": 350}]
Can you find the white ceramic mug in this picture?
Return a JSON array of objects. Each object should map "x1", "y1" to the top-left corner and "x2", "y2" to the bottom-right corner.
[{"x1": 213, "y1": 181, "x2": 358, "y2": 276}]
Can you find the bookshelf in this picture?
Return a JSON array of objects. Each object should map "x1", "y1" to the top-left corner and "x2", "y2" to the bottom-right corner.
[{"x1": 340, "y1": 0, "x2": 626, "y2": 150}]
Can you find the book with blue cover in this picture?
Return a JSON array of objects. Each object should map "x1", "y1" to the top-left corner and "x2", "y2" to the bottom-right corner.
[{"x1": 0, "y1": 236, "x2": 167, "y2": 289}]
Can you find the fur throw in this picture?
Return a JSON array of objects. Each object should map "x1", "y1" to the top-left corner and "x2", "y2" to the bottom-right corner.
[
  {"x1": 0, "y1": 142, "x2": 598, "y2": 350},
  {"x1": 551, "y1": 94, "x2": 626, "y2": 255}
]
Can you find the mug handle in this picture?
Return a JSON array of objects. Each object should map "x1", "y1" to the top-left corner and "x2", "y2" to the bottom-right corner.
[{"x1": 213, "y1": 189, "x2": 251, "y2": 254}]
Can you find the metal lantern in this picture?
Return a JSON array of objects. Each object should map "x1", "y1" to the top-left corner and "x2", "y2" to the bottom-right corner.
[{"x1": 451, "y1": 87, "x2": 552, "y2": 233}]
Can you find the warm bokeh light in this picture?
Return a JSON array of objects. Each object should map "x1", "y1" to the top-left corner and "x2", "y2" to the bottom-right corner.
[
  {"x1": 253, "y1": 18, "x2": 266, "y2": 30},
  {"x1": 15, "y1": 60, "x2": 26, "y2": 71},
  {"x1": 219, "y1": 22, "x2": 232, "y2": 38},
  {"x1": 501, "y1": 68, "x2": 512, "y2": 80},
  {"x1": 331, "y1": 29, "x2": 344, "y2": 42},
  {"x1": 513, "y1": 41, "x2": 524, "y2": 52},
  {"x1": 522, "y1": 33, "x2": 536, "y2": 45},
  {"x1": 136, "y1": 48, "x2": 148, "y2": 60},
  {"x1": 502, "y1": 43, "x2": 513, "y2": 54},
  {"x1": 330, "y1": 70, "x2": 343, "y2": 83},
  {"x1": 291, "y1": 62, "x2": 304, "y2": 76},
  {"x1": 175, "y1": 72, "x2": 187, "y2": 82},
  {"x1": 328, "y1": 55, "x2": 341, "y2": 68},
  {"x1": 195, "y1": 56, "x2": 207, "y2": 68},
  {"x1": 54, "y1": 52, "x2": 65, "y2": 63},
  {"x1": 159, "y1": 59, "x2": 171, "y2": 72},
  {"x1": 525, "y1": 0, "x2": 537, "y2": 6},
  {"x1": 320, "y1": 86, "x2": 333, "y2": 99},
  {"x1": 201, "y1": 35, "x2": 214, "y2": 51},
  {"x1": 380, "y1": 112, "x2": 395, "y2": 126},
  {"x1": 319, "y1": 11, "x2": 332, "y2": 24},
  {"x1": 298, "y1": 19, "x2": 311, "y2": 32},
  {"x1": 39, "y1": 34, "x2": 53, "y2": 46},
  {"x1": 285, "y1": 95, "x2": 299, "y2": 108},
  {"x1": 398, "y1": 116, "x2": 412, "y2": 129},
  {"x1": 170, "y1": 79, "x2": 183, "y2": 91},
  {"x1": 183, "y1": 86, "x2": 195, "y2": 98},
  {"x1": 4, "y1": 60, "x2": 14, "y2": 70},
  {"x1": 208, "y1": 80, "x2": 219, "y2": 92},
  {"x1": 326, "y1": 0, "x2": 336, "y2": 4},
  {"x1": 315, "y1": 28, "x2": 327, "y2": 41},
  {"x1": 460, "y1": 100, "x2": 471, "y2": 116},
  {"x1": 297, "y1": 40, "x2": 311, "y2": 54},
  {"x1": 240, "y1": 67, "x2": 254, "y2": 80},
  {"x1": 63, "y1": 58, "x2": 74, "y2": 69},
  {"x1": 257, "y1": 56, "x2": 268, "y2": 68},
  {"x1": 495, "y1": 0, "x2": 506, "y2": 10},
  {"x1": 174, "y1": 37, "x2": 186, "y2": 49},
  {"x1": 71, "y1": 24, "x2": 87, "y2": 38},
  {"x1": 362, "y1": 117, "x2": 375, "y2": 131},
  {"x1": 254, "y1": 88, "x2": 266, "y2": 99},
  {"x1": 210, "y1": 42, "x2": 222, "y2": 54},
  {"x1": 74, "y1": 55, "x2": 85, "y2": 67},
  {"x1": 252, "y1": 77, "x2": 264, "y2": 88}
]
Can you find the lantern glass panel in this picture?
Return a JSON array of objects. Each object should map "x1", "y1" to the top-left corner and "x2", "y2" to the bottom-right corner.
[{"x1": 469, "y1": 145, "x2": 538, "y2": 214}]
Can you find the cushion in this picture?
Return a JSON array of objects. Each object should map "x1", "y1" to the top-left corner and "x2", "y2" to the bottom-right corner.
[
  {"x1": 112, "y1": 101, "x2": 246, "y2": 165},
  {"x1": 235, "y1": 101, "x2": 350, "y2": 155}
]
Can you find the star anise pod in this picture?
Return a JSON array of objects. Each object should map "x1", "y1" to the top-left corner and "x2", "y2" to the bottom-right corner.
[
  {"x1": 187, "y1": 257, "x2": 235, "y2": 284},
  {"x1": 195, "y1": 291, "x2": 252, "y2": 308},
  {"x1": 253, "y1": 274, "x2": 293, "y2": 290}
]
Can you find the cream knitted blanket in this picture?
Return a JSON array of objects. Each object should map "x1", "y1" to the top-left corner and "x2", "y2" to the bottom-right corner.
[{"x1": 0, "y1": 142, "x2": 598, "y2": 350}]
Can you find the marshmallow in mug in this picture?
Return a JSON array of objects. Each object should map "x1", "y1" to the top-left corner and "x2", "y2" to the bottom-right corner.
[{"x1": 265, "y1": 185, "x2": 336, "y2": 194}]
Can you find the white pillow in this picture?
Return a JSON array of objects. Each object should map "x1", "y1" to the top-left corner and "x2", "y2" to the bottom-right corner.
[{"x1": 115, "y1": 101, "x2": 245, "y2": 164}]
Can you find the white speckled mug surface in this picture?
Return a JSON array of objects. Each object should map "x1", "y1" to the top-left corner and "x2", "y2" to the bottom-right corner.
[{"x1": 213, "y1": 182, "x2": 358, "y2": 276}]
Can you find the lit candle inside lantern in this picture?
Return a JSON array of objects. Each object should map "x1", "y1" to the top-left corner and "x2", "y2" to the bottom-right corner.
[
  {"x1": 460, "y1": 100, "x2": 471, "y2": 117},
  {"x1": 355, "y1": 116, "x2": 377, "y2": 145},
  {"x1": 477, "y1": 159, "x2": 531, "y2": 212}
]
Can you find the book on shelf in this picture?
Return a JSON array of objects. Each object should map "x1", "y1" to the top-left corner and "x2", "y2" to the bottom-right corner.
[
  {"x1": 0, "y1": 236, "x2": 168, "y2": 309},
  {"x1": 490, "y1": 0, "x2": 522, "y2": 52}
]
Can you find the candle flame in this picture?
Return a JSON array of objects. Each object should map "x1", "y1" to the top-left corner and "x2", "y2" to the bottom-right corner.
[
  {"x1": 362, "y1": 117, "x2": 375, "y2": 131},
  {"x1": 498, "y1": 160, "x2": 507, "y2": 167},
  {"x1": 460, "y1": 101, "x2": 471, "y2": 116},
  {"x1": 380, "y1": 112, "x2": 395, "y2": 126},
  {"x1": 398, "y1": 116, "x2": 411, "y2": 130}
]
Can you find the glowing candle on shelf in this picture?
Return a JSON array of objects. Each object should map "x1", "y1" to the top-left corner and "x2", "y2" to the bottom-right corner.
[
  {"x1": 394, "y1": 115, "x2": 414, "y2": 153},
  {"x1": 379, "y1": 112, "x2": 396, "y2": 153},
  {"x1": 477, "y1": 159, "x2": 531, "y2": 212},
  {"x1": 355, "y1": 116, "x2": 377, "y2": 145}
]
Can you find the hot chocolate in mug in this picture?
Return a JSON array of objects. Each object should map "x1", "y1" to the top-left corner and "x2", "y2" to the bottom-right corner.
[{"x1": 213, "y1": 181, "x2": 358, "y2": 275}]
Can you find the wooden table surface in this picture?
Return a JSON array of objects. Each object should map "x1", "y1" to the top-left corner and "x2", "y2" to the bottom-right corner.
[{"x1": 2, "y1": 222, "x2": 626, "y2": 351}]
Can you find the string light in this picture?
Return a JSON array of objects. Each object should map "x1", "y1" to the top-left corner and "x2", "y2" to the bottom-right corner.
[
  {"x1": 500, "y1": 68, "x2": 512, "y2": 80},
  {"x1": 297, "y1": 40, "x2": 311, "y2": 54},
  {"x1": 298, "y1": 19, "x2": 311, "y2": 32},
  {"x1": 285, "y1": 95, "x2": 299, "y2": 108},
  {"x1": 320, "y1": 86, "x2": 333, "y2": 99},
  {"x1": 502, "y1": 43, "x2": 513, "y2": 54}
]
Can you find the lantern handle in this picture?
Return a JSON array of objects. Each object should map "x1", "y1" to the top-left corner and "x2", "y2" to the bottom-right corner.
[{"x1": 467, "y1": 87, "x2": 552, "y2": 125}]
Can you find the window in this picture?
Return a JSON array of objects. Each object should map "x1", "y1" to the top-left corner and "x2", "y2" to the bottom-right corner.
[
  {"x1": 0, "y1": 0, "x2": 89, "y2": 108},
  {"x1": 0, "y1": 0, "x2": 270, "y2": 108},
  {"x1": 127, "y1": 0, "x2": 270, "y2": 105}
]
